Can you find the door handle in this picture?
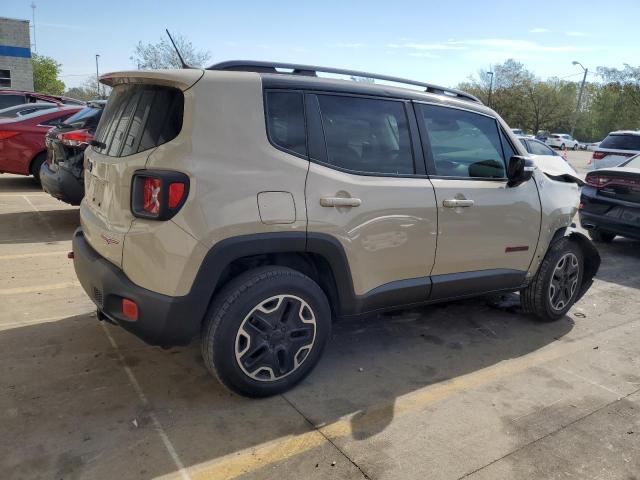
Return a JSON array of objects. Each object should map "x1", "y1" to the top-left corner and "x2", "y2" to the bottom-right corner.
[
  {"x1": 320, "y1": 197, "x2": 362, "y2": 207},
  {"x1": 443, "y1": 199, "x2": 474, "y2": 208}
]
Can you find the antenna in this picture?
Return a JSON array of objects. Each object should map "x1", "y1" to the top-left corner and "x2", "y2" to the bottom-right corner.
[{"x1": 165, "y1": 29, "x2": 190, "y2": 69}]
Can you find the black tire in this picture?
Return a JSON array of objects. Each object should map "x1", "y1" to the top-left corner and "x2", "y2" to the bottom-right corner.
[
  {"x1": 560, "y1": 143, "x2": 565, "y2": 150},
  {"x1": 520, "y1": 238, "x2": 584, "y2": 322},
  {"x1": 588, "y1": 229, "x2": 615, "y2": 243},
  {"x1": 573, "y1": 143, "x2": 578, "y2": 150},
  {"x1": 30, "y1": 152, "x2": 46, "y2": 185},
  {"x1": 201, "y1": 266, "x2": 331, "y2": 397}
]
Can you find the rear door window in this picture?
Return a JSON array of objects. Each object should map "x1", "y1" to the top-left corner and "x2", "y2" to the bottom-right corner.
[
  {"x1": 599, "y1": 134, "x2": 640, "y2": 151},
  {"x1": 94, "y1": 84, "x2": 183, "y2": 157},
  {"x1": 316, "y1": 95, "x2": 414, "y2": 175}
]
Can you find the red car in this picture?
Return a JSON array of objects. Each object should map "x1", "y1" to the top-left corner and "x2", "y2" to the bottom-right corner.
[{"x1": 0, "y1": 106, "x2": 82, "y2": 183}]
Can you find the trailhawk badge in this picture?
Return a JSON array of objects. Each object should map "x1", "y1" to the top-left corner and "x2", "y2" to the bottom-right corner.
[{"x1": 100, "y1": 233, "x2": 119, "y2": 245}]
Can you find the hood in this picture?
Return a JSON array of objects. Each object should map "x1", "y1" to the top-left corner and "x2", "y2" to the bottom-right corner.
[{"x1": 529, "y1": 154, "x2": 584, "y2": 186}]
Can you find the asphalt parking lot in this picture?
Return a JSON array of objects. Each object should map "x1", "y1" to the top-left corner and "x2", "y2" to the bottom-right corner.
[{"x1": 2, "y1": 150, "x2": 640, "y2": 480}]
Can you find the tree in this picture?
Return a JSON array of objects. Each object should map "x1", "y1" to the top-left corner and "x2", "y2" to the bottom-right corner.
[
  {"x1": 65, "y1": 77, "x2": 111, "y2": 102},
  {"x1": 32, "y1": 53, "x2": 65, "y2": 95},
  {"x1": 131, "y1": 34, "x2": 210, "y2": 69}
]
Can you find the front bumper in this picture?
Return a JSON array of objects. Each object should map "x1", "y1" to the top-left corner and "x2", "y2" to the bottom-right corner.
[
  {"x1": 72, "y1": 228, "x2": 203, "y2": 346},
  {"x1": 40, "y1": 162, "x2": 84, "y2": 205},
  {"x1": 579, "y1": 187, "x2": 640, "y2": 240}
]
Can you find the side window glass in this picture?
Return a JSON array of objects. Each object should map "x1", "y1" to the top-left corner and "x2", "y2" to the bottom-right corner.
[
  {"x1": 265, "y1": 91, "x2": 307, "y2": 156},
  {"x1": 419, "y1": 104, "x2": 506, "y2": 179},
  {"x1": 518, "y1": 138, "x2": 530, "y2": 153},
  {"x1": 316, "y1": 95, "x2": 414, "y2": 175},
  {"x1": 529, "y1": 140, "x2": 555, "y2": 156},
  {"x1": 500, "y1": 130, "x2": 516, "y2": 161}
]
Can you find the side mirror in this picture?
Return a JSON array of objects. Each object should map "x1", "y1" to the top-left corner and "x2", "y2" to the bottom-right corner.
[{"x1": 507, "y1": 155, "x2": 535, "y2": 187}]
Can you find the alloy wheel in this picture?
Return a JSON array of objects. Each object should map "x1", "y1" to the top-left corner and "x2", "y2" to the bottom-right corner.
[
  {"x1": 235, "y1": 295, "x2": 316, "y2": 381},
  {"x1": 548, "y1": 252, "x2": 580, "y2": 311}
]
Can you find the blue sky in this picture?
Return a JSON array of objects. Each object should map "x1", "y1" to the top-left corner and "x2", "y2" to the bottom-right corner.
[{"x1": 3, "y1": 0, "x2": 639, "y2": 89}]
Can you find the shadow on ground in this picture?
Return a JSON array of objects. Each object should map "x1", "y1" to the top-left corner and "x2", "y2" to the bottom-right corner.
[
  {"x1": 0, "y1": 175, "x2": 41, "y2": 192},
  {"x1": 0, "y1": 209, "x2": 79, "y2": 244},
  {"x1": 591, "y1": 237, "x2": 640, "y2": 290},
  {"x1": 1, "y1": 298, "x2": 574, "y2": 479}
]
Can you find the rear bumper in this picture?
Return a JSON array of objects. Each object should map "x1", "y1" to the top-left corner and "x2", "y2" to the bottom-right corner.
[
  {"x1": 40, "y1": 162, "x2": 84, "y2": 205},
  {"x1": 72, "y1": 228, "x2": 203, "y2": 346},
  {"x1": 579, "y1": 187, "x2": 640, "y2": 240}
]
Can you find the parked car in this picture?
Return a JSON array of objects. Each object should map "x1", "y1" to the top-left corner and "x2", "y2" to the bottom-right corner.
[
  {"x1": 0, "y1": 106, "x2": 82, "y2": 183},
  {"x1": 587, "y1": 141, "x2": 601, "y2": 152},
  {"x1": 546, "y1": 133, "x2": 579, "y2": 150},
  {"x1": 517, "y1": 136, "x2": 583, "y2": 184},
  {"x1": 40, "y1": 101, "x2": 106, "y2": 205},
  {"x1": 0, "y1": 89, "x2": 84, "y2": 109},
  {"x1": 580, "y1": 154, "x2": 640, "y2": 242},
  {"x1": 589, "y1": 131, "x2": 640, "y2": 170},
  {"x1": 0, "y1": 103, "x2": 59, "y2": 119},
  {"x1": 71, "y1": 62, "x2": 599, "y2": 397},
  {"x1": 535, "y1": 130, "x2": 550, "y2": 142}
]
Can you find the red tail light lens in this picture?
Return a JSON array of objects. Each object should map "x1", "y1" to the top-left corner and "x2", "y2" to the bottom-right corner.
[
  {"x1": 586, "y1": 174, "x2": 640, "y2": 189},
  {"x1": 57, "y1": 129, "x2": 94, "y2": 147},
  {"x1": 0, "y1": 131, "x2": 19, "y2": 140},
  {"x1": 131, "y1": 171, "x2": 189, "y2": 220},
  {"x1": 142, "y1": 177, "x2": 162, "y2": 215},
  {"x1": 168, "y1": 182, "x2": 185, "y2": 208},
  {"x1": 590, "y1": 152, "x2": 606, "y2": 163}
]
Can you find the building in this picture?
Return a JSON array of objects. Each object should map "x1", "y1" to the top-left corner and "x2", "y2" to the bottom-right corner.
[{"x1": 0, "y1": 17, "x2": 34, "y2": 91}]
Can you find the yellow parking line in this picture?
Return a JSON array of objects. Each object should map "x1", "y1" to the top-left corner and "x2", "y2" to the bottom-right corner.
[
  {"x1": 181, "y1": 318, "x2": 640, "y2": 480},
  {"x1": 0, "y1": 251, "x2": 70, "y2": 261},
  {"x1": 0, "y1": 281, "x2": 80, "y2": 295}
]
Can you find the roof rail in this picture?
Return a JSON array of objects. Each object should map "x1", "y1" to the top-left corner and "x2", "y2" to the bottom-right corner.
[{"x1": 208, "y1": 60, "x2": 482, "y2": 103}]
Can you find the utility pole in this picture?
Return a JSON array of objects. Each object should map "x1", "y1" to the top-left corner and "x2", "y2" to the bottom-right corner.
[
  {"x1": 571, "y1": 60, "x2": 588, "y2": 138},
  {"x1": 95, "y1": 54, "x2": 100, "y2": 98},
  {"x1": 487, "y1": 70, "x2": 494, "y2": 108},
  {"x1": 30, "y1": 2, "x2": 36, "y2": 52}
]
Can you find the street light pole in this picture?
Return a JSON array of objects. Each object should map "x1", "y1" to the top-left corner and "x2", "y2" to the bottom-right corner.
[
  {"x1": 571, "y1": 61, "x2": 588, "y2": 138},
  {"x1": 95, "y1": 54, "x2": 100, "y2": 98},
  {"x1": 487, "y1": 71, "x2": 494, "y2": 108}
]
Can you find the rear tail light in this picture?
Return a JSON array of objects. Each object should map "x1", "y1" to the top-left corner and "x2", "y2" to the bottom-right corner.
[
  {"x1": 585, "y1": 173, "x2": 640, "y2": 189},
  {"x1": 590, "y1": 151, "x2": 606, "y2": 164},
  {"x1": 0, "y1": 131, "x2": 20, "y2": 140},
  {"x1": 131, "y1": 170, "x2": 189, "y2": 220},
  {"x1": 57, "y1": 129, "x2": 94, "y2": 147}
]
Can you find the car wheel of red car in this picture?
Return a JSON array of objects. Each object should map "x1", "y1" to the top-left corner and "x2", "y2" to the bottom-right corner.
[{"x1": 30, "y1": 152, "x2": 46, "y2": 185}]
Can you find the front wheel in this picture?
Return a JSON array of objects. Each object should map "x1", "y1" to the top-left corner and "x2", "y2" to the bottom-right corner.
[
  {"x1": 573, "y1": 143, "x2": 578, "y2": 150},
  {"x1": 201, "y1": 266, "x2": 331, "y2": 397},
  {"x1": 520, "y1": 238, "x2": 583, "y2": 321}
]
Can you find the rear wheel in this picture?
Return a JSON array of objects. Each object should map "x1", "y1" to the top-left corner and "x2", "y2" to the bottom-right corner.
[
  {"x1": 588, "y1": 229, "x2": 615, "y2": 243},
  {"x1": 521, "y1": 238, "x2": 583, "y2": 321},
  {"x1": 30, "y1": 152, "x2": 46, "y2": 185},
  {"x1": 201, "y1": 266, "x2": 331, "y2": 397},
  {"x1": 573, "y1": 143, "x2": 578, "y2": 150},
  {"x1": 560, "y1": 143, "x2": 566, "y2": 150}
]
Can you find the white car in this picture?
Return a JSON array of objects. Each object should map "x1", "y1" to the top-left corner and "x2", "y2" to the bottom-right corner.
[
  {"x1": 589, "y1": 130, "x2": 640, "y2": 170},
  {"x1": 546, "y1": 133, "x2": 579, "y2": 150}
]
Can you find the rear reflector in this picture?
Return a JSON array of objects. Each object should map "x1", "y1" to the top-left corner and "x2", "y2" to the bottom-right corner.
[
  {"x1": 121, "y1": 298, "x2": 139, "y2": 321},
  {"x1": 0, "y1": 131, "x2": 20, "y2": 140}
]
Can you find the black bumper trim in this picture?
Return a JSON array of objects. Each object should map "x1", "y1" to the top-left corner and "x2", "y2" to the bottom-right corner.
[
  {"x1": 72, "y1": 228, "x2": 203, "y2": 346},
  {"x1": 40, "y1": 162, "x2": 84, "y2": 206}
]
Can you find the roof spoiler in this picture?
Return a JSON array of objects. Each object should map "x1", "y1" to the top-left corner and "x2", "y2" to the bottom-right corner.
[{"x1": 208, "y1": 60, "x2": 482, "y2": 103}]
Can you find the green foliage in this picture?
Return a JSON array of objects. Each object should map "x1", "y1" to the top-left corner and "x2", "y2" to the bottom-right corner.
[
  {"x1": 32, "y1": 53, "x2": 65, "y2": 95},
  {"x1": 65, "y1": 77, "x2": 111, "y2": 102},
  {"x1": 460, "y1": 60, "x2": 640, "y2": 142}
]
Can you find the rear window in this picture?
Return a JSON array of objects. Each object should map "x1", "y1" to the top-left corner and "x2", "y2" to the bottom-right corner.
[
  {"x1": 63, "y1": 106, "x2": 104, "y2": 130},
  {"x1": 94, "y1": 84, "x2": 183, "y2": 157},
  {"x1": 0, "y1": 94, "x2": 25, "y2": 109},
  {"x1": 599, "y1": 134, "x2": 640, "y2": 151}
]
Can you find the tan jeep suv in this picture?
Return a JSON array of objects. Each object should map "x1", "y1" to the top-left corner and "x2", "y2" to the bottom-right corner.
[{"x1": 72, "y1": 62, "x2": 600, "y2": 397}]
